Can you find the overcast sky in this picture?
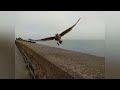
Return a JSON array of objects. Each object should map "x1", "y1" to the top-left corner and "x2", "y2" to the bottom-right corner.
[{"x1": 15, "y1": 11, "x2": 105, "y2": 40}]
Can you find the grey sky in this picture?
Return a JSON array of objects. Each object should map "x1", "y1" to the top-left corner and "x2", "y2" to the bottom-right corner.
[{"x1": 15, "y1": 11, "x2": 105, "y2": 40}]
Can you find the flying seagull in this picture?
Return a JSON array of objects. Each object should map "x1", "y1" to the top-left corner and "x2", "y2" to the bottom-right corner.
[{"x1": 29, "y1": 18, "x2": 81, "y2": 46}]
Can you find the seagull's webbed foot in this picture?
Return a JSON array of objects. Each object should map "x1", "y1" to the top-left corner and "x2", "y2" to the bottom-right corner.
[
  {"x1": 57, "y1": 43, "x2": 59, "y2": 46},
  {"x1": 59, "y1": 40, "x2": 62, "y2": 44},
  {"x1": 60, "y1": 41, "x2": 62, "y2": 44}
]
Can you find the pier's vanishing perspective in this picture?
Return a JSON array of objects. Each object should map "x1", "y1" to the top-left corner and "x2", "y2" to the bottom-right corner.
[{"x1": 15, "y1": 40, "x2": 105, "y2": 79}]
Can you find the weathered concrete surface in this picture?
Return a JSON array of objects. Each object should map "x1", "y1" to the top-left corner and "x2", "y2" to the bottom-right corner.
[
  {"x1": 15, "y1": 44, "x2": 31, "y2": 79},
  {"x1": 15, "y1": 40, "x2": 105, "y2": 79}
]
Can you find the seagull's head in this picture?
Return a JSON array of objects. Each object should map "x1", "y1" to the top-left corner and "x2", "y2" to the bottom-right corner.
[{"x1": 55, "y1": 33, "x2": 58, "y2": 36}]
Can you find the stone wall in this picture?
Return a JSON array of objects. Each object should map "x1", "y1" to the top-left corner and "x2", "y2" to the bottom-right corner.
[
  {"x1": 15, "y1": 40, "x2": 105, "y2": 79},
  {"x1": 16, "y1": 41, "x2": 77, "y2": 79}
]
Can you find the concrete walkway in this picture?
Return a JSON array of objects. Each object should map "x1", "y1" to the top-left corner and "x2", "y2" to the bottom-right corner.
[
  {"x1": 15, "y1": 45, "x2": 31, "y2": 79},
  {"x1": 16, "y1": 40, "x2": 105, "y2": 79}
]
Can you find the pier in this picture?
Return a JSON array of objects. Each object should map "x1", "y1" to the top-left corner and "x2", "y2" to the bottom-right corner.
[{"x1": 15, "y1": 40, "x2": 105, "y2": 79}]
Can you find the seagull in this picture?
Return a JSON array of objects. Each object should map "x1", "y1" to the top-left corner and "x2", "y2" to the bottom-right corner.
[{"x1": 29, "y1": 18, "x2": 81, "y2": 46}]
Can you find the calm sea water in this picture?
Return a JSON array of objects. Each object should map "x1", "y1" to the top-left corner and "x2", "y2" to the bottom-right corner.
[{"x1": 37, "y1": 40, "x2": 105, "y2": 57}]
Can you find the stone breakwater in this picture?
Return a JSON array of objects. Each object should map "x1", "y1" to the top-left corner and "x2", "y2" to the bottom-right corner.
[{"x1": 15, "y1": 40, "x2": 105, "y2": 79}]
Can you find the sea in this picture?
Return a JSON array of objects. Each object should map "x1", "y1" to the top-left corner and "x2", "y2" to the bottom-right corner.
[{"x1": 37, "y1": 40, "x2": 105, "y2": 57}]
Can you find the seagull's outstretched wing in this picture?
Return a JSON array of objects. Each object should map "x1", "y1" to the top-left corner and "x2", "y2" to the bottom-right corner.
[
  {"x1": 40, "y1": 36, "x2": 55, "y2": 41},
  {"x1": 60, "y1": 18, "x2": 81, "y2": 37},
  {"x1": 28, "y1": 36, "x2": 55, "y2": 41}
]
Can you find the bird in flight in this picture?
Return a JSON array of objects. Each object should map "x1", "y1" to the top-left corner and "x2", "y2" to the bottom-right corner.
[{"x1": 29, "y1": 18, "x2": 81, "y2": 46}]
